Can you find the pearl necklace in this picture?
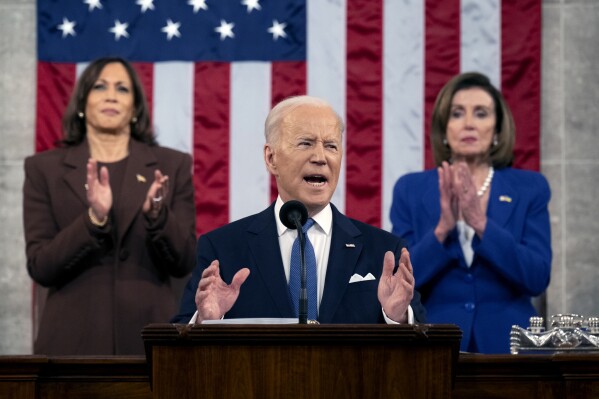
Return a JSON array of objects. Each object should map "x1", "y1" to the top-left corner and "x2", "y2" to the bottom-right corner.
[{"x1": 477, "y1": 166, "x2": 494, "y2": 197}]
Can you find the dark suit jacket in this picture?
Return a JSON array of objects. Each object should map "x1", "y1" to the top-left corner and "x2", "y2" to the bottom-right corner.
[
  {"x1": 390, "y1": 167, "x2": 551, "y2": 353},
  {"x1": 23, "y1": 139, "x2": 196, "y2": 355},
  {"x1": 173, "y1": 203, "x2": 426, "y2": 324}
]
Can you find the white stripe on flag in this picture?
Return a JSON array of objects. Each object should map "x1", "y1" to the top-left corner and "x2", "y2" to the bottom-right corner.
[
  {"x1": 307, "y1": 0, "x2": 347, "y2": 214},
  {"x1": 229, "y1": 62, "x2": 272, "y2": 222},
  {"x1": 76, "y1": 63, "x2": 88, "y2": 78},
  {"x1": 461, "y1": 0, "x2": 501, "y2": 88},
  {"x1": 153, "y1": 62, "x2": 194, "y2": 154},
  {"x1": 382, "y1": 0, "x2": 425, "y2": 232}
]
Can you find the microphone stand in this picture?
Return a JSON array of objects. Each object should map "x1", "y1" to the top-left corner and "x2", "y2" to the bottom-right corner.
[{"x1": 294, "y1": 218, "x2": 308, "y2": 324}]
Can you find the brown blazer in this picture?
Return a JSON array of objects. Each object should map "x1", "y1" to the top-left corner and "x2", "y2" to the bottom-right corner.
[{"x1": 23, "y1": 139, "x2": 196, "y2": 355}]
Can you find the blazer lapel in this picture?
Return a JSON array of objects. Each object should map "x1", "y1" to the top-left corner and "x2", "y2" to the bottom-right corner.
[
  {"x1": 421, "y1": 182, "x2": 441, "y2": 222},
  {"x1": 63, "y1": 143, "x2": 91, "y2": 207},
  {"x1": 246, "y1": 205, "x2": 295, "y2": 317},
  {"x1": 114, "y1": 140, "x2": 156, "y2": 241},
  {"x1": 487, "y1": 169, "x2": 517, "y2": 228},
  {"x1": 318, "y1": 205, "x2": 363, "y2": 322}
]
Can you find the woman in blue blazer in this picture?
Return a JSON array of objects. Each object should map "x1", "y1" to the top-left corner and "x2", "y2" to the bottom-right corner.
[{"x1": 390, "y1": 72, "x2": 551, "y2": 353}]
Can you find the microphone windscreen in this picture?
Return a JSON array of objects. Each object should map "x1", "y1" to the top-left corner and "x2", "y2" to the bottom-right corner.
[{"x1": 279, "y1": 200, "x2": 308, "y2": 229}]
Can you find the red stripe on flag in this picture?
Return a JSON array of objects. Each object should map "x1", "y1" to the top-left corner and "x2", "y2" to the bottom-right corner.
[
  {"x1": 269, "y1": 61, "x2": 307, "y2": 204},
  {"x1": 131, "y1": 63, "x2": 154, "y2": 121},
  {"x1": 36, "y1": 62, "x2": 76, "y2": 152},
  {"x1": 345, "y1": 0, "x2": 384, "y2": 227},
  {"x1": 193, "y1": 63, "x2": 231, "y2": 236},
  {"x1": 33, "y1": 62, "x2": 76, "y2": 348},
  {"x1": 501, "y1": 1, "x2": 541, "y2": 171},
  {"x1": 424, "y1": 0, "x2": 461, "y2": 169}
]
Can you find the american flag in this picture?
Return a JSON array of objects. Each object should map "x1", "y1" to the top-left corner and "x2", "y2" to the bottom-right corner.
[{"x1": 36, "y1": 0, "x2": 541, "y2": 235}]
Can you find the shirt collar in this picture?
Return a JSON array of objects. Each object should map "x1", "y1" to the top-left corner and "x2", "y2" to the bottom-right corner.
[{"x1": 274, "y1": 196, "x2": 333, "y2": 237}]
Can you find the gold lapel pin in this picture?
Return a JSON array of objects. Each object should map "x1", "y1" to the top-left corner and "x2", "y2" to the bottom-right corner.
[
  {"x1": 136, "y1": 174, "x2": 146, "y2": 183},
  {"x1": 499, "y1": 195, "x2": 512, "y2": 203}
]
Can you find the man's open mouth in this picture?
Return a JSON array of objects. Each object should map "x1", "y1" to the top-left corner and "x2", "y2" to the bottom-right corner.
[{"x1": 304, "y1": 175, "x2": 327, "y2": 186}]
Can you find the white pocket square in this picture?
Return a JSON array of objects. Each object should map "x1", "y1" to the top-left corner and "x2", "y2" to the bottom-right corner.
[{"x1": 349, "y1": 273, "x2": 376, "y2": 283}]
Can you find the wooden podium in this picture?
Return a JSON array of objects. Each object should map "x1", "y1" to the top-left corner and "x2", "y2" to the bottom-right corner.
[{"x1": 142, "y1": 323, "x2": 461, "y2": 398}]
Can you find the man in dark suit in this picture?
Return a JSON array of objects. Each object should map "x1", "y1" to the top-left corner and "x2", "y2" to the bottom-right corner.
[{"x1": 173, "y1": 95, "x2": 426, "y2": 324}]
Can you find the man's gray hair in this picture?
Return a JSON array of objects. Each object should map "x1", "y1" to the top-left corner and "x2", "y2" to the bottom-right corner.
[{"x1": 264, "y1": 95, "x2": 345, "y2": 145}]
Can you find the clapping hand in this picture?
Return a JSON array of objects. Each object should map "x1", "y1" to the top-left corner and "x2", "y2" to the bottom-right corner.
[
  {"x1": 434, "y1": 161, "x2": 487, "y2": 242},
  {"x1": 86, "y1": 158, "x2": 112, "y2": 222},
  {"x1": 143, "y1": 170, "x2": 169, "y2": 219},
  {"x1": 452, "y1": 162, "x2": 487, "y2": 236}
]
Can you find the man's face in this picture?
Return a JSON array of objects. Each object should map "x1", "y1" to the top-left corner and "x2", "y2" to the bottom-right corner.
[{"x1": 265, "y1": 104, "x2": 343, "y2": 216}]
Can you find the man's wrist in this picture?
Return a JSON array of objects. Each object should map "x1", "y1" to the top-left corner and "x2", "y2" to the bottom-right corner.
[{"x1": 382, "y1": 306, "x2": 414, "y2": 325}]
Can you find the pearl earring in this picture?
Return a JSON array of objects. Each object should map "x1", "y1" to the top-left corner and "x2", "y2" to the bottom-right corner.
[
  {"x1": 493, "y1": 135, "x2": 498, "y2": 146},
  {"x1": 131, "y1": 117, "x2": 138, "y2": 123},
  {"x1": 442, "y1": 138, "x2": 448, "y2": 146},
  {"x1": 78, "y1": 112, "x2": 84, "y2": 119}
]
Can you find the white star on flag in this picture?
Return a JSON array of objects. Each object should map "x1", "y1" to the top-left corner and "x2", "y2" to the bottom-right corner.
[
  {"x1": 161, "y1": 19, "x2": 181, "y2": 40},
  {"x1": 267, "y1": 20, "x2": 287, "y2": 40},
  {"x1": 241, "y1": 0, "x2": 261, "y2": 13},
  {"x1": 188, "y1": 0, "x2": 208, "y2": 13},
  {"x1": 109, "y1": 20, "x2": 129, "y2": 41},
  {"x1": 83, "y1": 0, "x2": 102, "y2": 12},
  {"x1": 136, "y1": 0, "x2": 155, "y2": 13},
  {"x1": 57, "y1": 17, "x2": 76, "y2": 38},
  {"x1": 215, "y1": 20, "x2": 234, "y2": 40}
]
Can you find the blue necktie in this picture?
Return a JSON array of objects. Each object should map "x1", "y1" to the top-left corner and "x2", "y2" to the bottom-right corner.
[{"x1": 289, "y1": 218, "x2": 318, "y2": 320}]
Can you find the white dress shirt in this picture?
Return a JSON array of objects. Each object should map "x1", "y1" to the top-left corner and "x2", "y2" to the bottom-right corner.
[{"x1": 274, "y1": 196, "x2": 332, "y2": 310}]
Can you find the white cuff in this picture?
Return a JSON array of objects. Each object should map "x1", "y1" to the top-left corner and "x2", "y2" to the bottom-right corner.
[
  {"x1": 382, "y1": 305, "x2": 414, "y2": 325},
  {"x1": 189, "y1": 310, "x2": 226, "y2": 324}
]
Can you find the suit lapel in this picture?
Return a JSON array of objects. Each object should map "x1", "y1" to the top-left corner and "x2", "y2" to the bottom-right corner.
[
  {"x1": 114, "y1": 140, "x2": 156, "y2": 242},
  {"x1": 318, "y1": 205, "x2": 363, "y2": 322},
  {"x1": 246, "y1": 205, "x2": 295, "y2": 317},
  {"x1": 63, "y1": 144, "x2": 91, "y2": 207},
  {"x1": 487, "y1": 169, "x2": 517, "y2": 228},
  {"x1": 421, "y1": 181, "x2": 441, "y2": 222}
]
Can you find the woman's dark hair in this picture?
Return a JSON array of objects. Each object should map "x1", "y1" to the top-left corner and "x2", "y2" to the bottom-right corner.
[
  {"x1": 430, "y1": 72, "x2": 515, "y2": 168},
  {"x1": 61, "y1": 57, "x2": 155, "y2": 146}
]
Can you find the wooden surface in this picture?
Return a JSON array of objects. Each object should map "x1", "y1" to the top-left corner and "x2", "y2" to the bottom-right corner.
[
  {"x1": 143, "y1": 323, "x2": 462, "y2": 399},
  {"x1": 453, "y1": 353, "x2": 599, "y2": 399},
  {"x1": 3, "y1": 331, "x2": 599, "y2": 398},
  {"x1": 0, "y1": 355, "x2": 151, "y2": 399}
]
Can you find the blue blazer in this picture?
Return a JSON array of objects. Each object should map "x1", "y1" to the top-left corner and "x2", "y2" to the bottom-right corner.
[
  {"x1": 173, "y1": 203, "x2": 426, "y2": 324},
  {"x1": 390, "y1": 167, "x2": 551, "y2": 353}
]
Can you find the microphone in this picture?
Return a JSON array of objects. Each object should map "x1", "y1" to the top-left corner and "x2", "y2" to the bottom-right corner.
[
  {"x1": 279, "y1": 200, "x2": 309, "y2": 324},
  {"x1": 279, "y1": 200, "x2": 308, "y2": 230}
]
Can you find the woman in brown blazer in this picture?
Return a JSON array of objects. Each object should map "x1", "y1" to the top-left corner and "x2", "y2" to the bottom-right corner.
[{"x1": 23, "y1": 57, "x2": 196, "y2": 355}]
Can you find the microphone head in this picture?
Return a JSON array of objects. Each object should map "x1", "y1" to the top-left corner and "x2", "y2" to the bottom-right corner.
[{"x1": 279, "y1": 200, "x2": 308, "y2": 229}]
